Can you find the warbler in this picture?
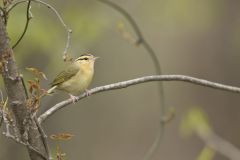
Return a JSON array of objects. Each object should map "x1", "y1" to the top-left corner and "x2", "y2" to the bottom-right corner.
[{"x1": 48, "y1": 54, "x2": 98, "y2": 102}]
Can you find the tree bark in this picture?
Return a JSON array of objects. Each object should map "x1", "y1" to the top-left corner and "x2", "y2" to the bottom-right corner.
[{"x1": 0, "y1": 17, "x2": 48, "y2": 160}]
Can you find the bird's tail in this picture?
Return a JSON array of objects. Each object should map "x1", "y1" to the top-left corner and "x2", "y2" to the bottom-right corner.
[{"x1": 47, "y1": 86, "x2": 57, "y2": 94}]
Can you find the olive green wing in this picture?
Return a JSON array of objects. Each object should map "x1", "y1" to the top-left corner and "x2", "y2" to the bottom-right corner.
[{"x1": 50, "y1": 64, "x2": 79, "y2": 87}]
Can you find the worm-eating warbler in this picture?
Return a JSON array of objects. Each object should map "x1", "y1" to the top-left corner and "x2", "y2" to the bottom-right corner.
[{"x1": 48, "y1": 54, "x2": 98, "y2": 101}]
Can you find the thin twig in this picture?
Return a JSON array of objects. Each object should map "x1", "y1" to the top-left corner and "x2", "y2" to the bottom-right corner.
[
  {"x1": 97, "y1": 1, "x2": 165, "y2": 159},
  {"x1": 98, "y1": 0, "x2": 142, "y2": 39},
  {"x1": 33, "y1": 115, "x2": 52, "y2": 160},
  {"x1": 0, "y1": 109, "x2": 3, "y2": 128},
  {"x1": 38, "y1": 74, "x2": 240, "y2": 123},
  {"x1": 20, "y1": 74, "x2": 29, "y2": 99},
  {"x1": 0, "y1": 90, "x2": 3, "y2": 128},
  {"x1": 30, "y1": 0, "x2": 72, "y2": 59},
  {"x1": 2, "y1": 97, "x2": 10, "y2": 136},
  {"x1": 7, "y1": 0, "x2": 72, "y2": 58},
  {"x1": 12, "y1": 0, "x2": 32, "y2": 49},
  {"x1": 7, "y1": 0, "x2": 28, "y2": 13}
]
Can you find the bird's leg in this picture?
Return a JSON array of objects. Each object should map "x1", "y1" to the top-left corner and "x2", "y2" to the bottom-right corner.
[
  {"x1": 69, "y1": 94, "x2": 78, "y2": 103},
  {"x1": 84, "y1": 89, "x2": 91, "y2": 97}
]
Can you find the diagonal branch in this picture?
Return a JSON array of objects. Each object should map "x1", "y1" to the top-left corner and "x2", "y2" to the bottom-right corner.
[{"x1": 38, "y1": 75, "x2": 240, "y2": 123}]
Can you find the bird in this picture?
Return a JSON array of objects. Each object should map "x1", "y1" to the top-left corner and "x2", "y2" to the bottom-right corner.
[{"x1": 48, "y1": 54, "x2": 98, "y2": 102}]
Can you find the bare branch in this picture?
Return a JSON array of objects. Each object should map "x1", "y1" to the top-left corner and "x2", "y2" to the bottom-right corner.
[
  {"x1": 12, "y1": 0, "x2": 32, "y2": 49},
  {"x1": 3, "y1": 132, "x2": 47, "y2": 160},
  {"x1": 97, "y1": 1, "x2": 166, "y2": 158},
  {"x1": 98, "y1": 0, "x2": 142, "y2": 39},
  {"x1": 33, "y1": 115, "x2": 52, "y2": 160},
  {"x1": 2, "y1": 98, "x2": 46, "y2": 159},
  {"x1": 31, "y1": 0, "x2": 72, "y2": 60},
  {"x1": 198, "y1": 131, "x2": 240, "y2": 160},
  {"x1": 38, "y1": 74, "x2": 240, "y2": 123},
  {"x1": 7, "y1": 0, "x2": 28, "y2": 13},
  {"x1": 7, "y1": 0, "x2": 72, "y2": 58},
  {"x1": 97, "y1": 0, "x2": 163, "y2": 89}
]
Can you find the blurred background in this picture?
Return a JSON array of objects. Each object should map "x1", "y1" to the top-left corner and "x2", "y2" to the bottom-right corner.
[{"x1": 1, "y1": 0, "x2": 240, "y2": 159}]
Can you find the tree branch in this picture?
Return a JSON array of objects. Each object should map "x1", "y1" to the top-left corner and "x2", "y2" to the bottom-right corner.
[
  {"x1": 38, "y1": 75, "x2": 240, "y2": 123},
  {"x1": 0, "y1": 109, "x2": 3, "y2": 129},
  {"x1": 12, "y1": 0, "x2": 32, "y2": 49},
  {"x1": 33, "y1": 115, "x2": 52, "y2": 160},
  {"x1": 97, "y1": 1, "x2": 166, "y2": 159},
  {"x1": 0, "y1": 16, "x2": 48, "y2": 160},
  {"x1": 7, "y1": 0, "x2": 72, "y2": 59}
]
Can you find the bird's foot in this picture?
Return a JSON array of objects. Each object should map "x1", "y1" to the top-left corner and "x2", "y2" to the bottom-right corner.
[
  {"x1": 85, "y1": 89, "x2": 91, "y2": 97},
  {"x1": 69, "y1": 94, "x2": 78, "y2": 103}
]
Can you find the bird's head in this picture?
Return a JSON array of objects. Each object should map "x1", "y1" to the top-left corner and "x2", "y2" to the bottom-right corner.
[{"x1": 74, "y1": 54, "x2": 99, "y2": 70}]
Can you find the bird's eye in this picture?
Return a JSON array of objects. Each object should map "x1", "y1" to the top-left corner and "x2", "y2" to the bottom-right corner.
[{"x1": 83, "y1": 58, "x2": 88, "y2": 60}]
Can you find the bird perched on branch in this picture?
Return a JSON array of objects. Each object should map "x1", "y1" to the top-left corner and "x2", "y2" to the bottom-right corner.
[{"x1": 48, "y1": 54, "x2": 98, "y2": 102}]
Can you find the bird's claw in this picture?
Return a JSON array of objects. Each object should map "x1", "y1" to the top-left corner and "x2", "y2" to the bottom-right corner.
[
  {"x1": 69, "y1": 94, "x2": 78, "y2": 104},
  {"x1": 85, "y1": 89, "x2": 91, "y2": 97}
]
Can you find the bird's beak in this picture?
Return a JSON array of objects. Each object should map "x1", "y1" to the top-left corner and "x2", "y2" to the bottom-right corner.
[{"x1": 93, "y1": 56, "x2": 99, "y2": 61}]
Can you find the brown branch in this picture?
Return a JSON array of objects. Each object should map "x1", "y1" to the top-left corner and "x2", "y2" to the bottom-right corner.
[
  {"x1": 97, "y1": 1, "x2": 166, "y2": 159},
  {"x1": 0, "y1": 16, "x2": 48, "y2": 160},
  {"x1": 38, "y1": 75, "x2": 240, "y2": 123},
  {"x1": 33, "y1": 115, "x2": 52, "y2": 160},
  {"x1": 12, "y1": 0, "x2": 32, "y2": 49},
  {"x1": 2, "y1": 105, "x2": 47, "y2": 159},
  {"x1": 20, "y1": 74, "x2": 29, "y2": 99},
  {"x1": 3, "y1": 132, "x2": 47, "y2": 159}
]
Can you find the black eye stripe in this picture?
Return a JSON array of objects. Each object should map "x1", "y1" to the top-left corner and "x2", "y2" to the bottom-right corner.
[
  {"x1": 77, "y1": 57, "x2": 89, "y2": 61},
  {"x1": 81, "y1": 57, "x2": 88, "y2": 60}
]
